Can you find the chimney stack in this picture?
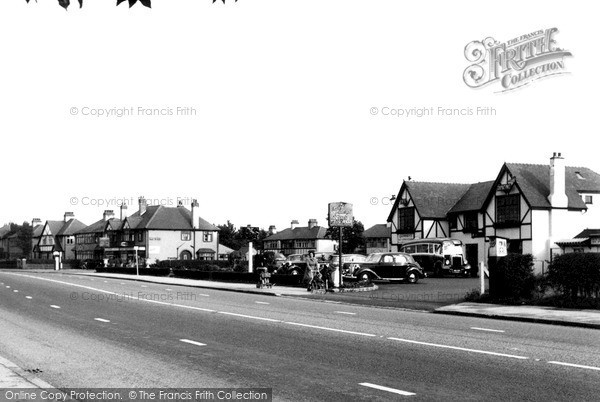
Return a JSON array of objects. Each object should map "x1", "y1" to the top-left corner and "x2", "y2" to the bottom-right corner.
[
  {"x1": 191, "y1": 199, "x2": 199, "y2": 229},
  {"x1": 31, "y1": 218, "x2": 42, "y2": 227},
  {"x1": 138, "y1": 196, "x2": 147, "y2": 216},
  {"x1": 120, "y1": 203, "x2": 128, "y2": 220},
  {"x1": 268, "y1": 225, "x2": 277, "y2": 235},
  {"x1": 64, "y1": 212, "x2": 75, "y2": 222},
  {"x1": 308, "y1": 219, "x2": 318, "y2": 229},
  {"x1": 548, "y1": 152, "x2": 568, "y2": 208},
  {"x1": 291, "y1": 220, "x2": 299, "y2": 230},
  {"x1": 103, "y1": 210, "x2": 115, "y2": 221}
]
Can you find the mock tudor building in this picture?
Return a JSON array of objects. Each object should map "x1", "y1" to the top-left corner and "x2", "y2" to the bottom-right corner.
[
  {"x1": 555, "y1": 229, "x2": 600, "y2": 254},
  {"x1": 387, "y1": 153, "x2": 600, "y2": 274},
  {"x1": 34, "y1": 213, "x2": 87, "y2": 260},
  {"x1": 263, "y1": 219, "x2": 338, "y2": 256}
]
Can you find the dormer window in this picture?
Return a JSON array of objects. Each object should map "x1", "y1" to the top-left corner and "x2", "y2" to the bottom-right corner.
[{"x1": 575, "y1": 171, "x2": 585, "y2": 180}]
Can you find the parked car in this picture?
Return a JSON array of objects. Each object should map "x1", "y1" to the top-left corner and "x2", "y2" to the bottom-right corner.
[
  {"x1": 399, "y1": 238, "x2": 471, "y2": 277},
  {"x1": 345, "y1": 252, "x2": 425, "y2": 283},
  {"x1": 276, "y1": 253, "x2": 330, "y2": 276},
  {"x1": 329, "y1": 254, "x2": 367, "y2": 275}
]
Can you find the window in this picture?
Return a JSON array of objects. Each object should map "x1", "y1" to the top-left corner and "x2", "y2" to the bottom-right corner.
[
  {"x1": 416, "y1": 244, "x2": 429, "y2": 253},
  {"x1": 496, "y1": 195, "x2": 520, "y2": 226},
  {"x1": 203, "y1": 232, "x2": 213, "y2": 242},
  {"x1": 137, "y1": 232, "x2": 144, "y2": 242},
  {"x1": 449, "y1": 215, "x2": 457, "y2": 229},
  {"x1": 402, "y1": 245, "x2": 415, "y2": 253},
  {"x1": 398, "y1": 207, "x2": 415, "y2": 233},
  {"x1": 181, "y1": 231, "x2": 191, "y2": 241},
  {"x1": 464, "y1": 212, "x2": 478, "y2": 232},
  {"x1": 584, "y1": 195, "x2": 593, "y2": 205}
]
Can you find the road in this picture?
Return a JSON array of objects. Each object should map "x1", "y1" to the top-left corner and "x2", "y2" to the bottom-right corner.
[{"x1": 1, "y1": 270, "x2": 599, "y2": 401}]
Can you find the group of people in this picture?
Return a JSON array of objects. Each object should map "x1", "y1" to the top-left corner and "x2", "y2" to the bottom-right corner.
[{"x1": 303, "y1": 250, "x2": 333, "y2": 291}]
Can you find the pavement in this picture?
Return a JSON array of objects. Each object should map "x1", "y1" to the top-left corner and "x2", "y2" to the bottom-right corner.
[
  {"x1": 59, "y1": 270, "x2": 600, "y2": 330},
  {"x1": 0, "y1": 355, "x2": 54, "y2": 388}
]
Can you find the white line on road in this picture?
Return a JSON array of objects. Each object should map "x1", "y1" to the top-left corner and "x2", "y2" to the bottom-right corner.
[
  {"x1": 335, "y1": 311, "x2": 356, "y2": 315},
  {"x1": 141, "y1": 285, "x2": 148, "y2": 288},
  {"x1": 25, "y1": 296, "x2": 32, "y2": 299},
  {"x1": 470, "y1": 327, "x2": 505, "y2": 333},
  {"x1": 359, "y1": 383, "x2": 416, "y2": 396},
  {"x1": 50, "y1": 305, "x2": 61, "y2": 309},
  {"x1": 286, "y1": 322, "x2": 377, "y2": 337},
  {"x1": 6, "y1": 286, "x2": 10, "y2": 288},
  {"x1": 104, "y1": 281, "x2": 108, "y2": 283},
  {"x1": 548, "y1": 361, "x2": 600, "y2": 371},
  {"x1": 198, "y1": 294, "x2": 210, "y2": 297},
  {"x1": 165, "y1": 288, "x2": 173, "y2": 291},
  {"x1": 255, "y1": 301, "x2": 270, "y2": 305},
  {"x1": 219, "y1": 312, "x2": 280, "y2": 322},
  {"x1": 180, "y1": 339, "x2": 206, "y2": 347},
  {"x1": 94, "y1": 318, "x2": 111, "y2": 323},
  {"x1": 13, "y1": 290, "x2": 18, "y2": 293},
  {"x1": 120, "y1": 283, "x2": 126, "y2": 285},
  {"x1": 388, "y1": 337, "x2": 528, "y2": 360}
]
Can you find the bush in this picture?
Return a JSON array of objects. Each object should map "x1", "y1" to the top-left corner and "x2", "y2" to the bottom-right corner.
[
  {"x1": 547, "y1": 253, "x2": 600, "y2": 299},
  {"x1": 489, "y1": 253, "x2": 535, "y2": 301}
]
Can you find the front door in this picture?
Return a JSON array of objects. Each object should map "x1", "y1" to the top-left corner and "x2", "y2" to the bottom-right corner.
[{"x1": 465, "y1": 244, "x2": 478, "y2": 277}]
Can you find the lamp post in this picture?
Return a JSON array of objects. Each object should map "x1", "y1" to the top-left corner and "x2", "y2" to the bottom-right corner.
[{"x1": 134, "y1": 246, "x2": 139, "y2": 276}]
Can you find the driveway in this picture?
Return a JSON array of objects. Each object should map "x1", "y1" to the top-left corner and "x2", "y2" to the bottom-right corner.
[{"x1": 302, "y1": 277, "x2": 488, "y2": 311}]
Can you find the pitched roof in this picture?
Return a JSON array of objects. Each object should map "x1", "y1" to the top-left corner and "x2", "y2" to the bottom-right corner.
[
  {"x1": 264, "y1": 226, "x2": 329, "y2": 241},
  {"x1": 363, "y1": 224, "x2": 390, "y2": 238},
  {"x1": 56, "y1": 219, "x2": 88, "y2": 236},
  {"x1": 404, "y1": 181, "x2": 471, "y2": 219},
  {"x1": 0, "y1": 224, "x2": 11, "y2": 238},
  {"x1": 218, "y1": 244, "x2": 235, "y2": 254},
  {"x1": 125, "y1": 205, "x2": 219, "y2": 231},
  {"x1": 75, "y1": 218, "x2": 117, "y2": 235},
  {"x1": 574, "y1": 229, "x2": 600, "y2": 238},
  {"x1": 32, "y1": 224, "x2": 44, "y2": 238},
  {"x1": 45, "y1": 220, "x2": 67, "y2": 236},
  {"x1": 505, "y1": 163, "x2": 600, "y2": 209},
  {"x1": 449, "y1": 181, "x2": 495, "y2": 213}
]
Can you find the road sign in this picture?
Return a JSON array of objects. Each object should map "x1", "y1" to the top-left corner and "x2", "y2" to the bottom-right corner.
[
  {"x1": 328, "y1": 202, "x2": 353, "y2": 227},
  {"x1": 489, "y1": 237, "x2": 507, "y2": 257}
]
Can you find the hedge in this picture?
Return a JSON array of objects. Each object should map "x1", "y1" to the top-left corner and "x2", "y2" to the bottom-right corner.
[
  {"x1": 489, "y1": 253, "x2": 535, "y2": 301},
  {"x1": 548, "y1": 253, "x2": 600, "y2": 298},
  {"x1": 153, "y1": 259, "x2": 232, "y2": 270}
]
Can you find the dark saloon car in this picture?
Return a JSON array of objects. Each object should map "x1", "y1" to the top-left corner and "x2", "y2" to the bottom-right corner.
[{"x1": 345, "y1": 252, "x2": 425, "y2": 283}]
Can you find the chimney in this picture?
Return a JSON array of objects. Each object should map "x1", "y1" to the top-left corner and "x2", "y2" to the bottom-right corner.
[
  {"x1": 291, "y1": 220, "x2": 299, "y2": 230},
  {"x1": 120, "y1": 204, "x2": 128, "y2": 220},
  {"x1": 548, "y1": 152, "x2": 568, "y2": 208},
  {"x1": 64, "y1": 212, "x2": 75, "y2": 222},
  {"x1": 103, "y1": 210, "x2": 115, "y2": 221},
  {"x1": 308, "y1": 219, "x2": 318, "y2": 229},
  {"x1": 191, "y1": 199, "x2": 199, "y2": 229},
  {"x1": 268, "y1": 225, "x2": 277, "y2": 235},
  {"x1": 31, "y1": 218, "x2": 42, "y2": 227},
  {"x1": 138, "y1": 196, "x2": 147, "y2": 216}
]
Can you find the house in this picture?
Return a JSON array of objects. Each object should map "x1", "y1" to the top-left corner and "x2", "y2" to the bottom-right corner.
[
  {"x1": 30, "y1": 218, "x2": 43, "y2": 259},
  {"x1": 0, "y1": 224, "x2": 12, "y2": 259},
  {"x1": 363, "y1": 224, "x2": 392, "y2": 254},
  {"x1": 217, "y1": 244, "x2": 235, "y2": 260},
  {"x1": 555, "y1": 229, "x2": 600, "y2": 254},
  {"x1": 263, "y1": 219, "x2": 338, "y2": 256},
  {"x1": 76, "y1": 197, "x2": 220, "y2": 265},
  {"x1": 35, "y1": 213, "x2": 88, "y2": 260},
  {"x1": 387, "y1": 153, "x2": 600, "y2": 274}
]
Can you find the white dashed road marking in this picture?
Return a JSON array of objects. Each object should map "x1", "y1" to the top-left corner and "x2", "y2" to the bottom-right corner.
[
  {"x1": 94, "y1": 318, "x2": 111, "y2": 323},
  {"x1": 25, "y1": 296, "x2": 32, "y2": 299},
  {"x1": 359, "y1": 383, "x2": 415, "y2": 396},
  {"x1": 388, "y1": 337, "x2": 528, "y2": 360},
  {"x1": 255, "y1": 301, "x2": 270, "y2": 305},
  {"x1": 141, "y1": 285, "x2": 148, "y2": 288},
  {"x1": 166, "y1": 288, "x2": 172, "y2": 291},
  {"x1": 218, "y1": 312, "x2": 279, "y2": 322},
  {"x1": 50, "y1": 305, "x2": 61, "y2": 309},
  {"x1": 471, "y1": 327, "x2": 505, "y2": 333},
  {"x1": 286, "y1": 322, "x2": 376, "y2": 337},
  {"x1": 335, "y1": 311, "x2": 356, "y2": 315},
  {"x1": 13, "y1": 290, "x2": 18, "y2": 293},
  {"x1": 180, "y1": 339, "x2": 206, "y2": 347},
  {"x1": 548, "y1": 361, "x2": 600, "y2": 371}
]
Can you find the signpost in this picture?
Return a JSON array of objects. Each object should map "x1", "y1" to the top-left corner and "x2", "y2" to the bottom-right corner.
[
  {"x1": 328, "y1": 202, "x2": 354, "y2": 287},
  {"x1": 134, "y1": 246, "x2": 139, "y2": 276}
]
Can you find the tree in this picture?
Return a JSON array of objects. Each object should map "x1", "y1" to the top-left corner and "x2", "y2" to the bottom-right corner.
[
  {"x1": 217, "y1": 220, "x2": 239, "y2": 250},
  {"x1": 216, "y1": 221, "x2": 269, "y2": 251},
  {"x1": 25, "y1": 0, "x2": 237, "y2": 10},
  {"x1": 325, "y1": 219, "x2": 365, "y2": 254},
  {"x1": 16, "y1": 222, "x2": 33, "y2": 259}
]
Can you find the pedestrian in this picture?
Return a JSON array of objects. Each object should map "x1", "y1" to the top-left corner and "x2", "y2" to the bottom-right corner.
[{"x1": 304, "y1": 250, "x2": 319, "y2": 291}]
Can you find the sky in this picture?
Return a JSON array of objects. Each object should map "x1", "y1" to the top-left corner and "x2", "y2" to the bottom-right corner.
[{"x1": 0, "y1": 0, "x2": 598, "y2": 232}]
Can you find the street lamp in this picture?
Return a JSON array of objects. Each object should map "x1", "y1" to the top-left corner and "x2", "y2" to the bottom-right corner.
[{"x1": 133, "y1": 246, "x2": 139, "y2": 276}]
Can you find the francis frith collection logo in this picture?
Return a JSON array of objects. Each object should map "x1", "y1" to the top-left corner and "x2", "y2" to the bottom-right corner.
[{"x1": 463, "y1": 28, "x2": 572, "y2": 92}]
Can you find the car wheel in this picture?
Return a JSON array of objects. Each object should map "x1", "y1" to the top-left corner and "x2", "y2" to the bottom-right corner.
[
  {"x1": 359, "y1": 272, "x2": 372, "y2": 282},
  {"x1": 407, "y1": 271, "x2": 419, "y2": 284}
]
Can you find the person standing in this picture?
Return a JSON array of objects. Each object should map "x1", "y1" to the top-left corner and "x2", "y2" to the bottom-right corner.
[{"x1": 304, "y1": 250, "x2": 319, "y2": 291}]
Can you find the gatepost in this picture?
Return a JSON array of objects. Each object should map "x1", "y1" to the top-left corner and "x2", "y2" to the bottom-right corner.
[{"x1": 487, "y1": 236, "x2": 507, "y2": 299}]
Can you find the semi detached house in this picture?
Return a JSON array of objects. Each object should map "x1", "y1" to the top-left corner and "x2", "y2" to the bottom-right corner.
[{"x1": 387, "y1": 153, "x2": 600, "y2": 274}]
